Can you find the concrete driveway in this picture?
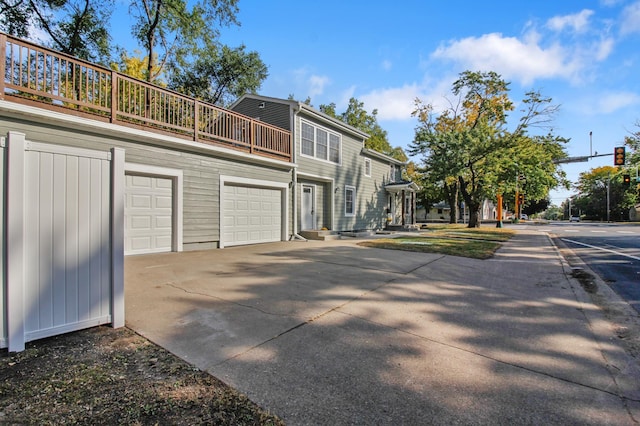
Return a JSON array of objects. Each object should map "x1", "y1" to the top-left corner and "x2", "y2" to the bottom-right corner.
[{"x1": 125, "y1": 231, "x2": 640, "y2": 425}]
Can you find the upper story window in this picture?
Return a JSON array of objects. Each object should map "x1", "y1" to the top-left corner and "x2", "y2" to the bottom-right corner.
[
  {"x1": 300, "y1": 120, "x2": 341, "y2": 164},
  {"x1": 390, "y1": 164, "x2": 402, "y2": 181},
  {"x1": 364, "y1": 158, "x2": 371, "y2": 177}
]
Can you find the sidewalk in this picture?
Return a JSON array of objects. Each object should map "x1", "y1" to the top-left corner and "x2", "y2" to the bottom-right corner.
[{"x1": 125, "y1": 228, "x2": 640, "y2": 425}]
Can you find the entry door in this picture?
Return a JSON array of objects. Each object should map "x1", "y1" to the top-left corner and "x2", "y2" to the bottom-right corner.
[{"x1": 301, "y1": 185, "x2": 315, "y2": 230}]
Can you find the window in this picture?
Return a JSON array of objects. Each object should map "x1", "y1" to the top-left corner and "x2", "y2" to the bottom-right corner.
[
  {"x1": 364, "y1": 158, "x2": 371, "y2": 177},
  {"x1": 317, "y1": 129, "x2": 328, "y2": 160},
  {"x1": 390, "y1": 164, "x2": 396, "y2": 181},
  {"x1": 329, "y1": 134, "x2": 340, "y2": 163},
  {"x1": 345, "y1": 186, "x2": 356, "y2": 216},
  {"x1": 300, "y1": 120, "x2": 341, "y2": 164},
  {"x1": 301, "y1": 122, "x2": 314, "y2": 156}
]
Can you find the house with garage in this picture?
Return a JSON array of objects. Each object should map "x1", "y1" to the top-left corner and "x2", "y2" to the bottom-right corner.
[
  {"x1": 0, "y1": 34, "x2": 416, "y2": 351},
  {"x1": 0, "y1": 34, "x2": 296, "y2": 351},
  {"x1": 230, "y1": 94, "x2": 418, "y2": 237}
]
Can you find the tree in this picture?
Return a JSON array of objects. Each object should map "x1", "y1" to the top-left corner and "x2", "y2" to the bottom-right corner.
[
  {"x1": 319, "y1": 98, "x2": 407, "y2": 161},
  {"x1": 1, "y1": 0, "x2": 113, "y2": 63},
  {"x1": 111, "y1": 50, "x2": 163, "y2": 81},
  {"x1": 574, "y1": 165, "x2": 636, "y2": 221},
  {"x1": 167, "y1": 43, "x2": 267, "y2": 106},
  {"x1": 409, "y1": 70, "x2": 568, "y2": 227},
  {"x1": 129, "y1": 0, "x2": 239, "y2": 82}
]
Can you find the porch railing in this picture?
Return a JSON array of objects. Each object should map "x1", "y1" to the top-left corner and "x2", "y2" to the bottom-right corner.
[{"x1": 0, "y1": 33, "x2": 292, "y2": 162}]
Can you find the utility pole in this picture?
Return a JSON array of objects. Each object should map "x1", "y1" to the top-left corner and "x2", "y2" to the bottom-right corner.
[{"x1": 606, "y1": 175, "x2": 611, "y2": 223}]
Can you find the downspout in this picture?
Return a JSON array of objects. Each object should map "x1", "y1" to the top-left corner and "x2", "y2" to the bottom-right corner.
[{"x1": 291, "y1": 102, "x2": 307, "y2": 241}]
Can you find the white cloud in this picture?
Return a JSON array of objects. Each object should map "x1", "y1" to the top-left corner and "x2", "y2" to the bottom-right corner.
[
  {"x1": 360, "y1": 84, "x2": 421, "y2": 120},
  {"x1": 431, "y1": 32, "x2": 576, "y2": 85},
  {"x1": 620, "y1": 1, "x2": 640, "y2": 35},
  {"x1": 381, "y1": 60, "x2": 392, "y2": 71},
  {"x1": 595, "y1": 37, "x2": 614, "y2": 60},
  {"x1": 308, "y1": 74, "x2": 330, "y2": 97},
  {"x1": 291, "y1": 68, "x2": 330, "y2": 98},
  {"x1": 359, "y1": 78, "x2": 454, "y2": 121},
  {"x1": 547, "y1": 9, "x2": 594, "y2": 33},
  {"x1": 596, "y1": 91, "x2": 640, "y2": 113}
]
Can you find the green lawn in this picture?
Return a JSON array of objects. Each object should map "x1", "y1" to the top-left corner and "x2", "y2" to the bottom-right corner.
[{"x1": 359, "y1": 225, "x2": 515, "y2": 259}]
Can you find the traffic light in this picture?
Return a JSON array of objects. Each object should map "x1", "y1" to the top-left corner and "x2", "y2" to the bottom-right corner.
[
  {"x1": 517, "y1": 193, "x2": 524, "y2": 205},
  {"x1": 614, "y1": 147, "x2": 625, "y2": 165},
  {"x1": 623, "y1": 174, "x2": 631, "y2": 186}
]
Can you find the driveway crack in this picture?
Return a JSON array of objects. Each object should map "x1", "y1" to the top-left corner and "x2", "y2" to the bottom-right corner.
[{"x1": 164, "y1": 282, "x2": 291, "y2": 317}]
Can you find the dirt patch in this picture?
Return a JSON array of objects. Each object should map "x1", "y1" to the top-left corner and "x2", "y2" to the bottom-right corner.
[
  {"x1": 571, "y1": 268, "x2": 598, "y2": 294},
  {"x1": 0, "y1": 326, "x2": 284, "y2": 425}
]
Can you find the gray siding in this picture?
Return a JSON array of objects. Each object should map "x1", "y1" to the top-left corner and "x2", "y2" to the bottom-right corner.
[
  {"x1": 0, "y1": 116, "x2": 292, "y2": 250},
  {"x1": 293, "y1": 113, "x2": 388, "y2": 231},
  {"x1": 232, "y1": 98, "x2": 292, "y2": 131}
]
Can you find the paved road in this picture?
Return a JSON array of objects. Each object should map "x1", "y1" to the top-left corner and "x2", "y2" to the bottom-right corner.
[{"x1": 533, "y1": 222, "x2": 640, "y2": 313}]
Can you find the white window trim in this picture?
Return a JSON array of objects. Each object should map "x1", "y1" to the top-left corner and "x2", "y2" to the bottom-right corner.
[
  {"x1": 299, "y1": 119, "x2": 342, "y2": 165},
  {"x1": 364, "y1": 158, "x2": 371, "y2": 177},
  {"x1": 345, "y1": 185, "x2": 356, "y2": 217}
]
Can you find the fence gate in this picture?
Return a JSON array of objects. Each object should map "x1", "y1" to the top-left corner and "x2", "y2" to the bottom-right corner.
[{"x1": 3, "y1": 131, "x2": 124, "y2": 352}]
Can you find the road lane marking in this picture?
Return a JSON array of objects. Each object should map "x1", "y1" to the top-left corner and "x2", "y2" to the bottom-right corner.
[{"x1": 562, "y1": 238, "x2": 640, "y2": 261}]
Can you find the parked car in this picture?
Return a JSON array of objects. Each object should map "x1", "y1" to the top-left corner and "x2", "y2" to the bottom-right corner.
[
  {"x1": 520, "y1": 214, "x2": 528, "y2": 220},
  {"x1": 570, "y1": 216, "x2": 580, "y2": 222}
]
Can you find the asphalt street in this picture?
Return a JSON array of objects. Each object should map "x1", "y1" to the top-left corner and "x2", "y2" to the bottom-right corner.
[{"x1": 536, "y1": 222, "x2": 640, "y2": 313}]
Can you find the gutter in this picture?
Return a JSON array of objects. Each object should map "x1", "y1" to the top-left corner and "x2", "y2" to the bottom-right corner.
[{"x1": 290, "y1": 103, "x2": 307, "y2": 242}]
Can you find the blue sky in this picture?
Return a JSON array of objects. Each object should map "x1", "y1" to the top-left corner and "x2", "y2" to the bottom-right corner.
[{"x1": 113, "y1": 0, "x2": 640, "y2": 205}]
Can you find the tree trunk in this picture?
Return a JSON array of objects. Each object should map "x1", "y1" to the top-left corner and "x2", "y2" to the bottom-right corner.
[
  {"x1": 444, "y1": 181, "x2": 458, "y2": 224},
  {"x1": 458, "y1": 176, "x2": 481, "y2": 228},
  {"x1": 467, "y1": 203, "x2": 481, "y2": 228}
]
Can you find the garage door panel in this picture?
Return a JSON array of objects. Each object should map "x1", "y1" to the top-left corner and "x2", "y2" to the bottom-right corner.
[
  {"x1": 155, "y1": 195, "x2": 172, "y2": 209},
  {"x1": 155, "y1": 215, "x2": 172, "y2": 228},
  {"x1": 130, "y1": 215, "x2": 151, "y2": 230},
  {"x1": 223, "y1": 183, "x2": 282, "y2": 247}
]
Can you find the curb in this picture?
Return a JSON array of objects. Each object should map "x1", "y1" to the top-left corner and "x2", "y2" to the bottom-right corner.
[{"x1": 547, "y1": 233, "x2": 640, "y2": 415}]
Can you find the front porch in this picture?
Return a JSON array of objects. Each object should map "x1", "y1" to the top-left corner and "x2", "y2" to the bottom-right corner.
[{"x1": 385, "y1": 181, "x2": 420, "y2": 230}]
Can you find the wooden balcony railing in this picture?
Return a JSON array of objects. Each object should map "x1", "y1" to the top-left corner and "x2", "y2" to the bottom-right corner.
[{"x1": 0, "y1": 33, "x2": 292, "y2": 162}]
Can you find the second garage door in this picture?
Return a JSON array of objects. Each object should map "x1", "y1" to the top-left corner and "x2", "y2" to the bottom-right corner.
[
  {"x1": 125, "y1": 174, "x2": 173, "y2": 255},
  {"x1": 223, "y1": 184, "x2": 282, "y2": 246}
]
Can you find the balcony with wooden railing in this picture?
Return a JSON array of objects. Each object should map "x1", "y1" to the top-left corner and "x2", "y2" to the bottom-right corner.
[{"x1": 0, "y1": 33, "x2": 292, "y2": 162}]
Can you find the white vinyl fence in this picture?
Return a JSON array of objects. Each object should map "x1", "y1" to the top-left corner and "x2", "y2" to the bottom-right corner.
[{"x1": 2, "y1": 131, "x2": 124, "y2": 352}]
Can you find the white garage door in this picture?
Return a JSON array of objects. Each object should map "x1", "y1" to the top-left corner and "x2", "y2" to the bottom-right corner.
[
  {"x1": 223, "y1": 184, "x2": 282, "y2": 246},
  {"x1": 125, "y1": 174, "x2": 173, "y2": 255}
]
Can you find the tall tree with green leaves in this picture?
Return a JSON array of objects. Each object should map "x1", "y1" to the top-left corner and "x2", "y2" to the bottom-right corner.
[
  {"x1": 410, "y1": 70, "x2": 568, "y2": 227},
  {"x1": 129, "y1": 0, "x2": 239, "y2": 82},
  {"x1": 573, "y1": 166, "x2": 632, "y2": 221},
  {"x1": 167, "y1": 42, "x2": 267, "y2": 106},
  {"x1": 1, "y1": 0, "x2": 113, "y2": 63}
]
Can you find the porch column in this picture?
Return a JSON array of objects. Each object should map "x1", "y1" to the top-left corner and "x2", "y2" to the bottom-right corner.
[
  {"x1": 412, "y1": 192, "x2": 416, "y2": 225},
  {"x1": 401, "y1": 190, "x2": 406, "y2": 226}
]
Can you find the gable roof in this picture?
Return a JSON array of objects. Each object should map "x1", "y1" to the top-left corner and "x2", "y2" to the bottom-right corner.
[
  {"x1": 231, "y1": 94, "x2": 370, "y2": 141},
  {"x1": 361, "y1": 147, "x2": 406, "y2": 166}
]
